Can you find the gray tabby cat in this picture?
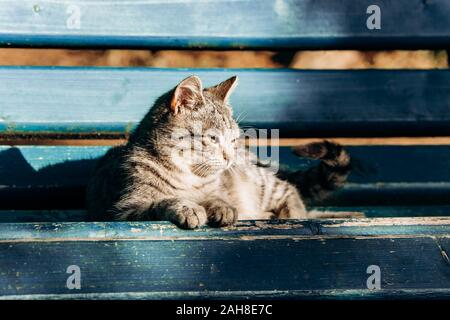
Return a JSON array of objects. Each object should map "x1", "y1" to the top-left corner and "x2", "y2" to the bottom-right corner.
[{"x1": 86, "y1": 76, "x2": 361, "y2": 229}]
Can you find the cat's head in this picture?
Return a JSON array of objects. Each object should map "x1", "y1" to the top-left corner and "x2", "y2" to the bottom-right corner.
[{"x1": 153, "y1": 76, "x2": 241, "y2": 177}]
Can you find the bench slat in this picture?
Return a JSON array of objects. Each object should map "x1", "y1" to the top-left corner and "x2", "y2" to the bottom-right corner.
[
  {"x1": 2, "y1": 1, "x2": 450, "y2": 49},
  {"x1": 1, "y1": 218, "x2": 450, "y2": 240},
  {"x1": 0, "y1": 146, "x2": 450, "y2": 210},
  {"x1": 0, "y1": 219, "x2": 449, "y2": 299},
  {"x1": 1, "y1": 68, "x2": 450, "y2": 137},
  {"x1": 3, "y1": 145, "x2": 450, "y2": 183},
  {"x1": 1, "y1": 145, "x2": 450, "y2": 209}
]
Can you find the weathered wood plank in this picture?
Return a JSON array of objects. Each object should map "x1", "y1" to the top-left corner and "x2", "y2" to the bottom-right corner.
[
  {"x1": 1, "y1": 0, "x2": 450, "y2": 49},
  {"x1": 1, "y1": 68, "x2": 450, "y2": 137},
  {"x1": 0, "y1": 219, "x2": 448, "y2": 299},
  {"x1": 1, "y1": 218, "x2": 450, "y2": 240},
  {"x1": 3, "y1": 289, "x2": 450, "y2": 300}
]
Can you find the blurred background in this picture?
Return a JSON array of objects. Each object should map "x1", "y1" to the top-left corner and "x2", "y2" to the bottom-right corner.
[{"x1": 0, "y1": 49, "x2": 447, "y2": 69}]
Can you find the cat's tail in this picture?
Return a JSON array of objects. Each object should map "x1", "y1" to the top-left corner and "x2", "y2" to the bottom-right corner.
[{"x1": 283, "y1": 140, "x2": 351, "y2": 204}]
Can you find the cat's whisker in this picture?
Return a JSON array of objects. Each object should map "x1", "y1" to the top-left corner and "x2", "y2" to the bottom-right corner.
[
  {"x1": 194, "y1": 162, "x2": 214, "y2": 177},
  {"x1": 234, "y1": 110, "x2": 244, "y2": 123},
  {"x1": 200, "y1": 165, "x2": 211, "y2": 177},
  {"x1": 235, "y1": 110, "x2": 248, "y2": 125},
  {"x1": 191, "y1": 163, "x2": 201, "y2": 173},
  {"x1": 228, "y1": 165, "x2": 237, "y2": 175},
  {"x1": 227, "y1": 163, "x2": 242, "y2": 176},
  {"x1": 192, "y1": 163, "x2": 208, "y2": 176}
]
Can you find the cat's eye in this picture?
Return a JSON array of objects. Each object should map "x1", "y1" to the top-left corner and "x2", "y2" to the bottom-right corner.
[
  {"x1": 231, "y1": 138, "x2": 237, "y2": 143},
  {"x1": 179, "y1": 132, "x2": 195, "y2": 140},
  {"x1": 209, "y1": 135, "x2": 219, "y2": 143}
]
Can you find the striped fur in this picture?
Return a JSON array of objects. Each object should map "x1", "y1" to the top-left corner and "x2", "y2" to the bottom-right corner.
[
  {"x1": 86, "y1": 76, "x2": 362, "y2": 229},
  {"x1": 280, "y1": 140, "x2": 352, "y2": 205}
]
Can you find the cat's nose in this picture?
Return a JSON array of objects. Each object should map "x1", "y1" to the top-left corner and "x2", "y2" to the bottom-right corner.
[{"x1": 222, "y1": 151, "x2": 229, "y2": 161}]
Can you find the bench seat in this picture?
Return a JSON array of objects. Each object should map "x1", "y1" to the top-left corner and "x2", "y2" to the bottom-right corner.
[{"x1": 0, "y1": 218, "x2": 449, "y2": 299}]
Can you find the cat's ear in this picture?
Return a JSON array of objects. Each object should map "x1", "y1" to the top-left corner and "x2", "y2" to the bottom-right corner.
[
  {"x1": 170, "y1": 75, "x2": 205, "y2": 115},
  {"x1": 206, "y1": 76, "x2": 238, "y2": 103}
]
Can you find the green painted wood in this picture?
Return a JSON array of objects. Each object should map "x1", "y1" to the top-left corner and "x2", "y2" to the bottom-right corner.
[
  {"x1": 2, "y1": 68, "x2": 450, "y2": 137},
  {"x1": 0, "y1": 219, "x2": 448, "y2": 299},
  {"x1": 1, "y1": 0, "x2": 450, "y2": 49}
]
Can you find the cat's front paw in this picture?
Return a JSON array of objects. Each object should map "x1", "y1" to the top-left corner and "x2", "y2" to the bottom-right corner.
[
  {"x1": 172, "y1": 203, "x2": 208, "y2": 229},
  {"x1": 206, "y1": 203, "x2": 238, "y2": 227}
]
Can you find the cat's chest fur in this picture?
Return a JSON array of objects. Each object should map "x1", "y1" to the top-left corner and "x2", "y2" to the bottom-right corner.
[
  {"x1": 176, "y1": 169, "x2": 269, "y2": 220},
  {"x1": 176, "y1": 173, "x2": 221, "y2": 202}
]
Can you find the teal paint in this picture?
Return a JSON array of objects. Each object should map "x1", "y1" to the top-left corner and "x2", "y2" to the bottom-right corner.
[
  {"x1": 1, "y1": 68, "x2": 450, "y2": 137},
  {"x1": 1, "y1": 1, "x2": 450, "y2": 49}
]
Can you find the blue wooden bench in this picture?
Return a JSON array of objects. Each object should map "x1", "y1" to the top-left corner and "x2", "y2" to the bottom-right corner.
[{"x1": 0, "y1": 0, "x2": 449, "y2": 299}]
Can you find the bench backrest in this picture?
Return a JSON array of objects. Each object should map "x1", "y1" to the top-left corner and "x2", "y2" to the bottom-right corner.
[{"x1": 1, "y1": 0, "x2": 450, "y2": 49}]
